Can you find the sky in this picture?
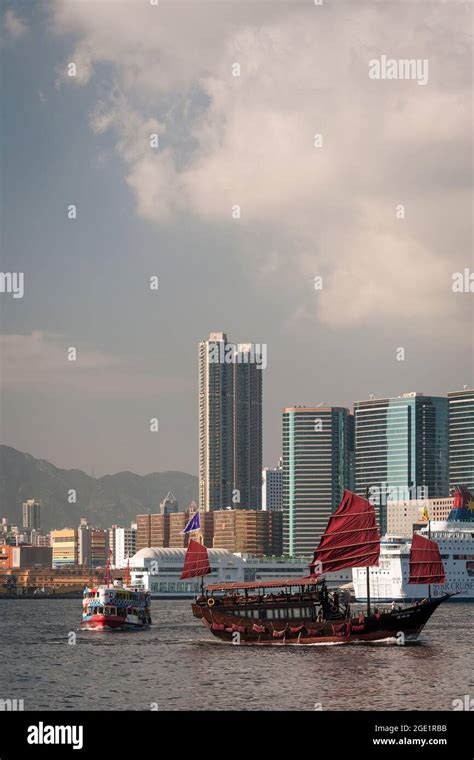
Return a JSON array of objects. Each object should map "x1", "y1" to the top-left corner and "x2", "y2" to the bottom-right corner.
[{"x1": 0, "y1": 0, "x2": 472, "y2": 477}]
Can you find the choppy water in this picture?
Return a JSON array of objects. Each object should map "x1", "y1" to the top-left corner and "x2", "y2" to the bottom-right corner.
[{"x1": 0, "y1": 599, "x2": 472, "y2": 711}]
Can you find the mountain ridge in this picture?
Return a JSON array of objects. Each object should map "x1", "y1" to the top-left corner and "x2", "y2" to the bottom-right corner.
[{"x1": 0, "y1": 445, "x2": 198, "y2": 530}]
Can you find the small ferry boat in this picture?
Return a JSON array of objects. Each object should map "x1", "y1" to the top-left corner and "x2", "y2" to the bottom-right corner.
[
  {"x1": 81, "y1": 579, "x2": 151, "y2": 630},
  {"x1": 184, "y1": 490, "x2": 453, "y2": 645}
]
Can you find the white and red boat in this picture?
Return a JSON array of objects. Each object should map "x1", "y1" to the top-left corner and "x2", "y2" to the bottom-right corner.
[
  {"x1": 81, "y1": 579, "x2": 151, "y2": 630},
  {"x1": 81, "y1": 558, "x2": 151, "y2": 630}
]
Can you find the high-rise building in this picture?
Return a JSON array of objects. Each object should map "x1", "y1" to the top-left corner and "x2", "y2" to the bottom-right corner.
[
  {"x1": 199, "y1": 332, "x2": 234, "y2": 511},
  {"x1": 199, "y1": 332, "x2": 263, "y2": 511},
  {"x1": 282, "y1": 406, "x2": 352, "y2": 557},
  {"x1": 233, "y1": 344, "x2": 263, "y2": 509},
  {"x1": 347, "y1": 413, "x2": 356, "y2": 491},
  {"x1": 448, "y1": 388, "x2": 474, "y2": 492},
  {"x1": 354, "y1": 392, "x2": 449, "y2": 533},
  {"x1": 262, "y1": 461, "x2": 283, "y2": 511},
  {"x1": 22, "y1": 499, "x2": 41, "y2": 530}
]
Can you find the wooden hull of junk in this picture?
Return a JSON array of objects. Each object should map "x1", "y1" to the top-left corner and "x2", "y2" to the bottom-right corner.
[{"x1": 192, "y1": 593, "x2": 451, "y2": 645}]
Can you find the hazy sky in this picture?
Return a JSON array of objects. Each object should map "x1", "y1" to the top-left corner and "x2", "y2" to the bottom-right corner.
[{"x1": 1, "y1": 0, "x2": 472, "y2": 477}]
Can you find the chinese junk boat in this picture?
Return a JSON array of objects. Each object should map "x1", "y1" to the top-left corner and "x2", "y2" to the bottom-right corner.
[
  {"x1": 186, "y1": 491, "x2": 453, "y2": 645},
  {"x1": 81, "y1": 562, "x2": 151, "y2": 630}
]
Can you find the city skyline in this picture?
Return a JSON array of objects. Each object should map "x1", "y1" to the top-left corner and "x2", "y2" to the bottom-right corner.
[
  {"x1": 1, "y1": 1, "x2": 472, "y2": 477},
  {"x1": 1, "y1": 0, "x2": 473, "y2": 729}
]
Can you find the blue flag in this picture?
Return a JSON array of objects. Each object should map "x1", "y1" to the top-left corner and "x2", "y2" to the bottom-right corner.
[{"x1": 182, "y1": 511, "x2": 201, "y2": 534}]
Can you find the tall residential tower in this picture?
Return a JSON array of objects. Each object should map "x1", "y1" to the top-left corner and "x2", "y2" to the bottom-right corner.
[
  {"x1": 22, "y1": 499, "x2": 41, "y2": 530},
  {"x1": 199, "y1": 332, "x2": 263, "y2": 511}
]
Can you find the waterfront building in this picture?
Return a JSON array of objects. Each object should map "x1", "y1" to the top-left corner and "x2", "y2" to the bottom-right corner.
[
  {"x1": 0, "y1": 545, "x2": 52, "y2": 569},
  {"x1": 129, "y1": 548, "x2": 334, "y2": 598},
  {"x1": 354, "y1": 392, "x2": 449, "y2": 533},
  {"x1": 262, "y1": 461, "x2": 283, "y2": 511},
  {"x1": 0, "y1": 567, "x2": 111, "y2": 596},
  {"x1": 51, "y1": 528, "x2": 78, "y2": 568},
  {"x1": 448, "y1": 387, "x2": 474, "y2": 492},
  {"x1": 282, "y1": 406, "x2": 352, "y2": 556},
  {"x1": 22, "y1": 499, "x2": 41, "y2": 530},
  {"x1": 199, "y1": 332, "x2": 263, "y2": 511}
]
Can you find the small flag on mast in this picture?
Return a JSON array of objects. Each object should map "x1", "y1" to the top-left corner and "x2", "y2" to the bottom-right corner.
[
  {"x1": 182, "y1": 510, "x2": 201, "y2": 534},
  {"x1": 421, "y1": 505, "x2": 430, "y2": 521}
]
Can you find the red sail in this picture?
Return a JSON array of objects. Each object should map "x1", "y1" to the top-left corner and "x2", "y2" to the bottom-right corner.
[
  {"x1": 309, "y1": 490, "x2": 380, "y2": 573},
  {"x1": 408, "y1": 533, "x2": 446, "y2": 585},
  {"x1": 181, "y1": 539, "x2": 211, "y2": 579}
]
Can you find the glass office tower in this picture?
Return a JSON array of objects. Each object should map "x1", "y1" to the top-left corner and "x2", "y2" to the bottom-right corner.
[
  {"x1": 448, "y1": 388, "x2": 474, "y2": 492},
  {"x1": 354, "y1": 392, "x2": 449, "y2": 532},
  {"x1": 282, "y1": 406, "x2": 352, "y2": 557}
]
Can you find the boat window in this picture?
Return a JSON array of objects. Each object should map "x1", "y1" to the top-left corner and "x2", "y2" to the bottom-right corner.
[{"x1": 266, "y1": 609, "x2": 273, "y2": 620}]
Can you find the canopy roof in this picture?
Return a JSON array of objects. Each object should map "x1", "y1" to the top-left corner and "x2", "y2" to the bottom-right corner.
[{"x1": 206, "y1": 576, "x2": 321, "y2": 592}]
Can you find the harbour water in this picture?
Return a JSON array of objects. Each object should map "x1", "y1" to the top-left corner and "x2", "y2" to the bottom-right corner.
[{"x1": 0, "y1": 600, "x2": 472, "y2": 711}]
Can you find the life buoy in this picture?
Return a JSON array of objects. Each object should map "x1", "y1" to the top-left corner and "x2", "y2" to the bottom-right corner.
[{"x1": 207, "y1": 597, "x2": 215, "y2": 607}]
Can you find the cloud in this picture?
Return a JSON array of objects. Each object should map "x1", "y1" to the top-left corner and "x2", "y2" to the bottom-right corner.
[
  {"x1": 0, "y1": 332, "x2": 189, "y2": 397},
  {"x1": 50, "y1": 0, "x2": 472, "y2": 331},
  {"x1": 3, "y1": 8, "x2": 28, "y2": 40}
]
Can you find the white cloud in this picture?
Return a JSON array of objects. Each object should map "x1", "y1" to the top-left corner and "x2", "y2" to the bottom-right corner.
[
  {"x1": 50, "y1": 0, "x2": 472, "y2": 331},
  {"x1": 3, "y1": 8, "x2": 28, "y2": 40}
]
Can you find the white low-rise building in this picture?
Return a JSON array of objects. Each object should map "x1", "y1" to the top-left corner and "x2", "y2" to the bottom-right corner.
[{"x1": 130, "y1": 547, "x2": 351, "y2": 597}]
